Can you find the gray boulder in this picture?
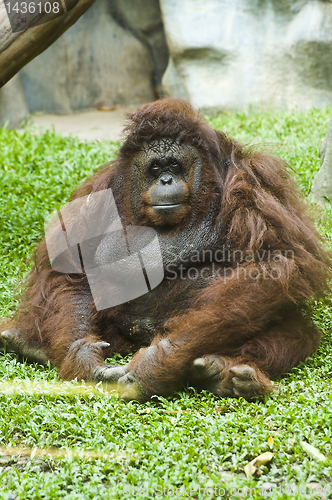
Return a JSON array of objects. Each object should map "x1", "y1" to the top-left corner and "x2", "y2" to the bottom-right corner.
[
  {"x1": 310, "y1": 113, "x2": 332, "y2": 204},
  {"x1": 160, "y1": 0, "x2": 332, "y2": 111},
  {"x1": 0, "y1": 74, "x2": 29, "y2": 128},
  {"x1": 111, "y1": 0, "x2": 169, "y2": 93}
]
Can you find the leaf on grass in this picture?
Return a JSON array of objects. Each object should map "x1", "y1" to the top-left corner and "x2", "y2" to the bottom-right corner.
[
  {"x1": 244, "y1": 452, "x2": 274, "y2": 478},
  {"x1": 300, "y1": 441, "x2": 327, "y2": 462},
  {"x1": 0, "y1": 446, "x2": 127, "y2": 462},
  {"x1": 97, "y1": 105, "x2": 117, "y2": 112},
  {"x1": 267, "y1": 437, "x2": 274, "y2": 447}
]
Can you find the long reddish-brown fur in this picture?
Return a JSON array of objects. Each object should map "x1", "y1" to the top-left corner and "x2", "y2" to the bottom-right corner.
[{"x1": 1, "y1": 97, "x2": 331, "y2": 400}]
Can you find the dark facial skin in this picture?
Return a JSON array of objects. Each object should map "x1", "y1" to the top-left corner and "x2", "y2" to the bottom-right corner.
[{"x1": 130, "y1": 138, "x2": 203, "y2": 227}]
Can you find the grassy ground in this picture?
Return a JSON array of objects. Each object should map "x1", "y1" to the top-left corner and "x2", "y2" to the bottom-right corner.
[{"x1": 0, "y1": 108, "x2": 332, "y2": 499}]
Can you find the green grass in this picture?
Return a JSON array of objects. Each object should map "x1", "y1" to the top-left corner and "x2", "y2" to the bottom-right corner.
[{"x1": 0, "y1": 108, "x2": 332, "y2": 499}]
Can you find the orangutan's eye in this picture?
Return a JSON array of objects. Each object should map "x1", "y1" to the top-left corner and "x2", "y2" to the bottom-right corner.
[
  {"x1": 150, "y1": 162, "x2": 161, "y2": 177},
  {"x1": 170, "y1": 161, "x2": 181, "y2": 174}
]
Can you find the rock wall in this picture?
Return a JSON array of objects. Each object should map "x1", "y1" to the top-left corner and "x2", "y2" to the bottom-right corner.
[
  {"x1": 160, "y1": 0, "x2": 332, "y2": 111},
  {"x1": 0, "y1": 0, "x2": 168, "y2": 125},
  {"x1": 1, "y1": 0, "x2": 332, "y2": 127}
]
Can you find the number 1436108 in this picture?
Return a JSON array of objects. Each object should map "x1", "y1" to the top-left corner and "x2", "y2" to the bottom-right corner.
[{"x1": 5, "y1": 2, "x2": 60, "y2": 14}]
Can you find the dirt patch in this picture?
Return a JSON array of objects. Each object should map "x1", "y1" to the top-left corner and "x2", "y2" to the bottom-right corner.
[{"x1": 22, "y1": 106, "x2": 139, "y2": 142}]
